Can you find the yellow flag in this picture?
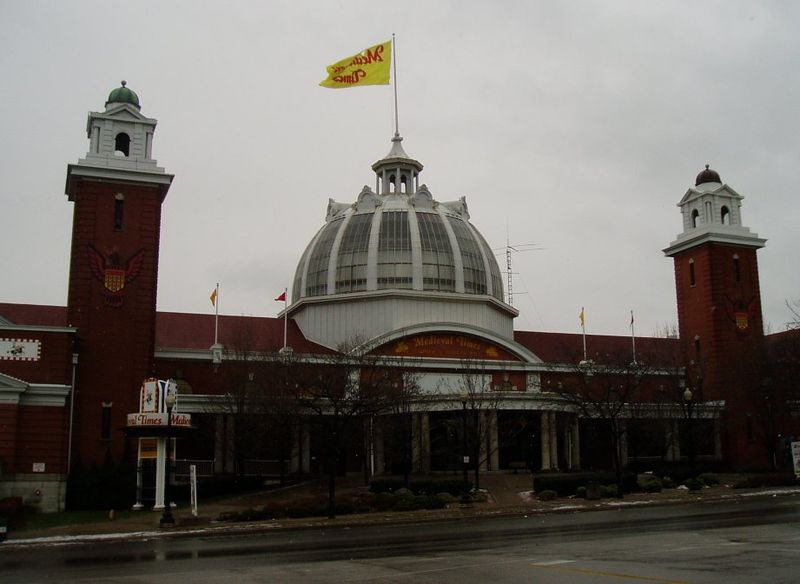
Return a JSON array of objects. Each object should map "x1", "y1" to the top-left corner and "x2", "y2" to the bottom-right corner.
[
  {"x1": 579, "y1": 307, "x2": 585, "y2": 328},
  {"x1": 210, "y1": 288, "x2": 217, "y2": 306},
  {"x1": 319, "y1": 40, "x2": 391, "y2": 89}
]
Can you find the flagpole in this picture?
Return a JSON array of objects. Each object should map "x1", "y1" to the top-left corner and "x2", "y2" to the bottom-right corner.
[
  {"x1": 630, "y1": 310, "x2": 637, "y2": 365},
  {"x1": 580, "y1": 307, "x2": 587, "y2": 362},
  {"x1": 392, "y1": 33, "x2": 399, "y2": 135},
  {"x1": 282, "y1": 287, "x2": 288, "y2": 351},
  {"x1": 213, "y1": 283, "x2": 219, "y2": 345}
]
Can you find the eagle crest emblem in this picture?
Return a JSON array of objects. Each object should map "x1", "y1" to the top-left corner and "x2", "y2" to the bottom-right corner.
[
  {"x1": 724, "y1": 295, "x2": 758, "y2": 335},
  {"x1": 88, "y1": 246, "x2": 146, "y2": 307}
]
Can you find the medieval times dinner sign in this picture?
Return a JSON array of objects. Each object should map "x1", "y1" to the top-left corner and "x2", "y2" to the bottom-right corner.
[{"x1": 126, "y1": 378, "x2": 191, "y2": 428}]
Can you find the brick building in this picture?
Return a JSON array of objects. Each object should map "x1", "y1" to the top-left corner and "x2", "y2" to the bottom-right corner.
[{"x1": 1, "y1": 84, "x2": 796, "y2": 512}]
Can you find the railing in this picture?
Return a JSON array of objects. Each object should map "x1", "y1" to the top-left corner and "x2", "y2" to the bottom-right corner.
[{"x1": 174, "y1": 459, "x2": 214, "y2": 478}]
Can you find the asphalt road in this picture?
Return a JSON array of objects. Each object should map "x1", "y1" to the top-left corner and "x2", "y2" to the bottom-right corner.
[{"x1": 2, "y1": 496, "x2": 799, "y2": 583}]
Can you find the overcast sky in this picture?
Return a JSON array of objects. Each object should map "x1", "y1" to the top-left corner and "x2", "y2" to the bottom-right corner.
[{"x1": 1, "y1": 1, "x2": 797, "y2": 337}]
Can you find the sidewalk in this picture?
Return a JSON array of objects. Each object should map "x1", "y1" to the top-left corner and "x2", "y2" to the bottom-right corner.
[{"x1": 3, "y1": 473, "x2": 799, "y2": 547}]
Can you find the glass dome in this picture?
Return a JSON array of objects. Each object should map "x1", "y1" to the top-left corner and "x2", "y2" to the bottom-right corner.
[{"x1": 292, "y1": 135, "x2": 504, "y2": 304}]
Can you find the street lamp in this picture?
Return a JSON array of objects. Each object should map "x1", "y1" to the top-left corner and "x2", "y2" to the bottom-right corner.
[
  {"x1": 683, "y1": 384, "x2": 695, "y2": 475},
  {"x1": 461, "y1": 396, "x2": 468, "y2": 486},
  {"x1": 160, "y1": 391, "x2": 176, "y2": 527}
]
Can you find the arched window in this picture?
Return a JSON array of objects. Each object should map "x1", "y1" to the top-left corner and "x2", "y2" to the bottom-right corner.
[
  {"x1": 733, "y1": 254, "x2": 740, "y2": 282},
  {"x1": 389, "y1": 174, "x2": 396, "y2": 193},
  {"x1": 689, "y1": 258, "x2": 696, "y2": 286},
  {"x1": 114, "y1": 132, "x2": 130, "y2": 156},
  {"x1": 721, "y1": 206, "x2": 730, "y2": 225},
  {"x1": 114, "y1": 193, "x2": 124, "y2": 231},
  {"x1": 691, "y1": 209, "x2": 700, "y2": 228}
]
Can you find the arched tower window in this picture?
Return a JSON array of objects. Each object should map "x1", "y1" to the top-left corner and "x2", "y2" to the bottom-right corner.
[
  {"x1": 733, "y1": 254, "x2": 740, "y2": 282},
  {"x1": 114, "y1": 132, "x2": 131, "y2": 157},
  {"x1": 721, "y1": 206, "x2": 730, "y2": 225},
  {"x1": 114, "y1": 193, "x2": 124, "y2": 231},
  {"x1": 691, "y1": 209, "x2": 700, "y2": 228},
  {"x1": 689, "y1": 258, "x2": 696, "y2": 287},
  {"x1": 389, "y1": 174, "x2": 396, "y2": 193}
]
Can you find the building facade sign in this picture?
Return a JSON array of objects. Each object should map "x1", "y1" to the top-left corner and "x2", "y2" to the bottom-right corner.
[
  {"x1": 126, "y1": 412, "x2": 192, "y2": 428},
  {"x1": 381, "y1": 333, "x2": 516, "y2": 360},
  {"x1": 1, "y1": 338, "x2": 41, "y2": 361}
]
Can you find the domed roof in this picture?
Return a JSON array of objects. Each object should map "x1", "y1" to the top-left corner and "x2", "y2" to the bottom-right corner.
[
  {"x1": 106, "y1": 81, "x2": 140, "y2": 109},
  {"x1": 292, "y1": 136, "x2": 504, "y2": 304},
  {"x1": 695, "y1": 164, "x2": 721, "y2": 186}
]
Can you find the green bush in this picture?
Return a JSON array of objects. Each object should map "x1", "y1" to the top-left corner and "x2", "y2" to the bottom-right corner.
[
  {"x1": 435, "y1": 492, "x2": 458, "y2": 505},
  {"x1": 682, "y1": 478, "x2": 703, "y2": 491},
  {"x1": 638, "y1": 474, "x2": 663, "y2": 493},
  {"x1": 661, "y1": 476, "x2": 676, "y2": 489},
  {"x1": 537, "y1": 489, "x2": 558, "y2": 501},
  {"x1": 394, "y1": 488, "x2": 414, "y2": 499},
  {"x1": 575, "y1": 486, "x2": 587, "y2": 499},
  {"x1": 600, "y1": 484, "x2": 618, "y2": 498},
  {"x1": 697, "y1": 473, "x2": 719, "y2": 487},
  {"x1": 533, "y1": 472, "x2": 637, "y2": 496}
]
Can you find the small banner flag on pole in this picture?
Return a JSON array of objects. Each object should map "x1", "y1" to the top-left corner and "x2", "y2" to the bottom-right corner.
[
  {"x1": 319, "y1": 40, "x2": 392, "y2": 88},
  {"x1": 579, "y1": 307, "x2": 585, "y2": 328},
  {"x1": 210, "y1": 288, "x2": 217, "y2": 307},
  {"x1": 275, "y1": 290, "x2": 287, "y2": 302}
]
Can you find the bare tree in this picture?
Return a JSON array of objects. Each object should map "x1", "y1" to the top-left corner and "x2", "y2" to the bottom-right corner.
[
  {"x1": 553, "y1": 355, "x2": 651, "y2": 498},
  {"x1": 285, "y1": 341, "x2": 394, "y2": 519},
  {"x1": 449, "y1": 359, "x2": 502, "y2": 491}
]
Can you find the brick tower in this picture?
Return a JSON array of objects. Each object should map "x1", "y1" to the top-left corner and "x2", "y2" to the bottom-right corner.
[
  {"x1": 664, "y1": 165, "x2": 767, "y2": 468},
  {"x1": 65, "y1": 82, "x2": 173, "y2": 468}
]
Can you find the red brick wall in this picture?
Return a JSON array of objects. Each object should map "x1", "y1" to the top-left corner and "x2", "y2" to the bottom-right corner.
[
  {"x1": 67, "y1": 178, "x2": 163, "y2": 467},
  {"x1": 673, "y1": 242, "x2": 768, "y2": 468},
  {"x1": 0, "y1": 403, "x2": 19, "y2": 475},
  {"x1": 0, "y1": 329, "x2": 74, "y2": 384},
  {"x1": 13, "y1": 405, "x2": 69, "y2": 474}
]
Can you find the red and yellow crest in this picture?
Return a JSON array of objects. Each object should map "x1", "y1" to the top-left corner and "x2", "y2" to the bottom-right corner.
[{"x1": 88, "y1": 246, "x2": 146, "y2": 307}]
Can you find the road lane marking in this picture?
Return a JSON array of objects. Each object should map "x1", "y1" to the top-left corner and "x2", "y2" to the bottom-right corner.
[{"x1": 529, "y1": 563, "x2": 688, "y2": 583}]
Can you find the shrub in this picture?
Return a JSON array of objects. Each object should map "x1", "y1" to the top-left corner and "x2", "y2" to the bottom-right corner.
[
  {"x1": 661, "y1": 476, "x2": 676, "y2": 489},
  {"x1": 575, "y1": 486, "x2": 587, "y2": 499},
  {"x1": 600, "y1": 484, "x2": 618, "y2": 498},
  {"x1": 682, "y1": 478, "x2": 703, "y2": 491},
  {"x1": 470, "y1": 490, "x2": 489, "y2": 503},
  {"x1": 697, "y1": 473, "x2": 719, "y2": 487},
  {"x1": 533, "y1": 472, "x2": 637, "y2": 496},
  {"x1": 537, "y1": 490, "x2": 558, "y2": 501},
  {"x1": 638, "y1": 474, "x2": 663, "y2": 493},
  {"x1": 435, "y1": 492, "x2": 458, "y2": 505},
  {"x1": 394, "y1": 488, "x2": 414, "y2": 499}
]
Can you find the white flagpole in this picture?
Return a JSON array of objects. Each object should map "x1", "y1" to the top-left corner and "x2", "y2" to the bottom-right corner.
[
  {"x1": 213, "y1": 282, "x2": 219, "y2": 345},
  {"x1": 630, "y1": 310, "x2": 637, "y2": 364},
  {"x1": 392, "y1": 33, "x2": 399, "y2": 135},
  {"x1": 282, "y1": 287, "x2": 288, "y2": 351}
]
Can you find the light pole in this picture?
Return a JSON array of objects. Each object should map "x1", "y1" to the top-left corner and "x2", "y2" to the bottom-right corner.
[
  {"x1": 461, "y1": 397, "x2": 468, "y2": 486},
  {"x1": 160, "y1": 392, "x2": 176, "y2": 527},
  {"x1": 683, "y1": 384, "x2": 695, "y2": 476}
]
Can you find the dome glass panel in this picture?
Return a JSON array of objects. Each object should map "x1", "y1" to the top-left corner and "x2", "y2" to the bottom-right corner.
[
  {"x1": 377, "y1": 211, "x2": 412, "y2": 289},
  {"x1": 335, "y1": 213, "x2": 372, "y2": 293},
  {"x1": 417, "y1": 212, "x2": 455, "y2": 292},
  {"x1": 305, "y1": 218, "x2": 343, "y2": 297},
  {"x1": 447, "y1": 216, "x2": 487, "y2": 294}
]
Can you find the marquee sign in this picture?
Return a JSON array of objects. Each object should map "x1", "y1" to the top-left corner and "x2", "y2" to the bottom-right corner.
[
  {"x1": 378, "y1": 333, "x2": 516, "y2": 360},
  {"x1": 126, "y1": 412, "x2": 192, "y2": 428},
  {"x1": 0, "y1": 338, "x2": 41, "y2": 361}
]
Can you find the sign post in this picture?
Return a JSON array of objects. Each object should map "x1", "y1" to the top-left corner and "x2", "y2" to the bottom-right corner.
[
  {"x1": 791, "y1": 441, "x2": 800, "y2": 478},
  {"x1": 190, "y1": 464, "x2": 198, "y2": 518}
]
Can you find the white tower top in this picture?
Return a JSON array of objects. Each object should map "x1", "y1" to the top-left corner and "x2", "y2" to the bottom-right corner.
[{"x1": 664, "y1": 165, "x2": 765, "y2": 256}]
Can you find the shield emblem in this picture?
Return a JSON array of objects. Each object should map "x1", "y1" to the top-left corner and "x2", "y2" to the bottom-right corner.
[
  {"x1": 104, "y1": 269, "x2": 126, "y2": 293},
  {"x1": 735, "y1": 312, "x2": 749, "y2": 330}
]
